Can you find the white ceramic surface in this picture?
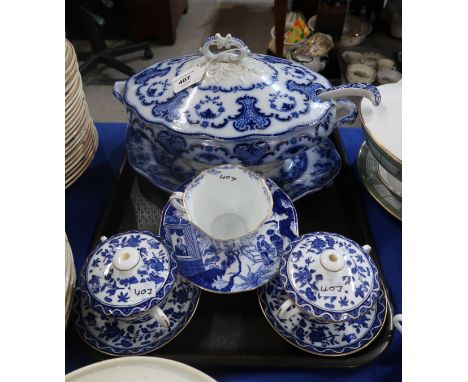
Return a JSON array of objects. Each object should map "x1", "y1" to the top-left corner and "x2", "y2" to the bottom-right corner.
[
  {"x1": 66, "y1": 357, "x2": 215, "y2": 382},
  {"x1": 170, "y1": 164, "x2": 273, "y2": 243},
  {"x1": 360, "y1": 81, "x2": 402, "y2": 161}
]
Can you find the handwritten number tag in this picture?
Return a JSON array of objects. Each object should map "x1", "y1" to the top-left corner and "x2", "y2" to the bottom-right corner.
[
  {"x1": 131, "y1": 281, "x2": 157, "y2": 299},
  {"x1": 172, "y1": 66, "x2": 204, "y2": 93}
]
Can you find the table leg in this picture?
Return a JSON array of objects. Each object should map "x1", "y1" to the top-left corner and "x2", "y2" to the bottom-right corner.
[{"x1": 274, "y1": 0, "x2": 287, "y2": 57}]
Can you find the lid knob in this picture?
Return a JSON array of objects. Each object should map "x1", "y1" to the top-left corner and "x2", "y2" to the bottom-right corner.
[
  {"x1": 112, "y1": 247, "x2": 140, "y2": 271},
  {"x1": 319, "y1": 250, "x2": 345, "y2": 272}
]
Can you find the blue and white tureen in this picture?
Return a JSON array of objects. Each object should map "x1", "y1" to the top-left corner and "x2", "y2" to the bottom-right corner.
[{"x1": 114, "y1": 33, "x2": 380, "y2": 198}]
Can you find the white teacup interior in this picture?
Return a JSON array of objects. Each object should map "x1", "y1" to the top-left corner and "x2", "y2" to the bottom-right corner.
[{"x1": 185, "y1": 166, "x2": 272, "y2": 240}]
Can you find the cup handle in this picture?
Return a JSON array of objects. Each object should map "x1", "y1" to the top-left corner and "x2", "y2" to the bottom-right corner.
[
  {"x1": 169, "y1": 192, "x2": 186, "y2": 213},
  {"x1": 151, "y1": 306, "x2": 170, "y2": 329},
  {"x1": 277, "y1": 299, "x2": 301, "y2": 320},
  {"x1": 393, "y1": 313, "x2": 402, "y2": 333}
]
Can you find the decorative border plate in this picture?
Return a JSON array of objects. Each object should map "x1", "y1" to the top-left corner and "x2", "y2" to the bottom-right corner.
[
  {"x1": 357, "y1": 142, "x2": 402, "y2": 220},
  {"x1": 126, "y1": 121, "x2": 341, "y2": 202},
  {"x1": 258, "y1": 276, "x2": 387, "y2": 356},
  {"x1": 73, "y1": 274, "x2": 200, "y2": 356}
]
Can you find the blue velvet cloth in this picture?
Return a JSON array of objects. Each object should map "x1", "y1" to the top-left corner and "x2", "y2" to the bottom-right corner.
[{"x1": 65, "y1": 123, "x2": 401, "y2": 381}]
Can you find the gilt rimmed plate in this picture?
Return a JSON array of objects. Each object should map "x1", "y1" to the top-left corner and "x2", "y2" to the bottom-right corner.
[
  {"x1": 258, "y1": 276, "x2": 387, "y2": 356},
  {"x1": 160, "y1": 179, "x2": 298, "y2": 293},
  {"x1": 357, "y1": 142, "x2": 402, "y2": 220},
  {"x1": 66, "y1": 356, "x2": 215, "y2": 382}
]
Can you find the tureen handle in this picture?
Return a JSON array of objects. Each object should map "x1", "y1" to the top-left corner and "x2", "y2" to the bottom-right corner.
[
  {"x1": 113, "y1": 81, "x2": 126, "y2": 103},
  {"x1": 317, "y1": 83, "x2": 381, "y2": 106},
  {"x1": 331, "y1": 99, "x2": 358, "y2": 128},
  {"x1": 200, "y1": 33, "x2": 250, "y2": 63}
]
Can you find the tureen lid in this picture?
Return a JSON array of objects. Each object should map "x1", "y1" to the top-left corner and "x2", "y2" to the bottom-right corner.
[
  {"x1": 117, "y1": 33, "x2": 335, "y2": 140},
  {"x1": 279, "y1": 232, "x2": 380, "y2": 322},
  {"x1": 79, "y1": 231, "x2": 177, "y2": 318}
]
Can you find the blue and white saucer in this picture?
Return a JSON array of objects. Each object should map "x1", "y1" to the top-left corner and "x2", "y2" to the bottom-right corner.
[
  {"x1": 258, "y1": 276, "x2": 387, "y2": 356},
  {"x1": 73, "y1": 274, "x2": 200, "y2": 356},
  {"x1": 267, "y1": 138, "x2": 341, "y2": 201},
  {"x1": 159, "y1": 179, "x2": 299, "y2": 294},
  {"x1": 126, "y1": 123, "x2": 341, "y2": 202}
]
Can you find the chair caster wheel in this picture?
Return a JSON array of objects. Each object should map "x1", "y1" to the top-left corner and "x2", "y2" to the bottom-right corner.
[{"x1": 143, "y1": 48, "x2": 154, "y2": 59}]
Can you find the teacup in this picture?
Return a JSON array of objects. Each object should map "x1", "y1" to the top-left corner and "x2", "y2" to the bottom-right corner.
[
  {"x1": 169, "y1": 164, "x2": 273, "y2": 250},
  {"x1": 79, "y1": 231, "x2": 178, "y2": 329},
  {"x1": 277, "y1": 232, "x2": 380, "y2": 323}
]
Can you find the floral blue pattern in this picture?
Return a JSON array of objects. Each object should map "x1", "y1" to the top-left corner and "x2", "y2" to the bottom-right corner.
[
  {"x1": 126, "y1": 119, "x2": 341, "y2": 201},
  {"x1": 73, "y1": 275, "x2": 200, "y2": 355},
  {"x1": 279, "y1": 232, "x2": 380, "y2": 322},
  {"x1": 116, "y1": 35, "x2": 377, "y2": 200},
  {"x1": 159, "y1": 179, "x2": 299, "y2": 293},
  {"x1": 120, "y1": 36, "x2": 335, "y2": 140},
  {"x1": 79, "y1": 231, "x2": 177, "y2": 318},
  {"x1": 258, "y1": 276, "x2": 387, "y2": 355},
  {"x1": 267, "y1": 139, "x2": 341, "y2": 201},
  {"x1": 230, "y1": 95, "x2": 272, "y2": 132}
]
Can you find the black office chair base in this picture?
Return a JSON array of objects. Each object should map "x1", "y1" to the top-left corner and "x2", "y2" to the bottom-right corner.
[{"x1": 79, "y1": 42, "x2": 153, "y2": 77}]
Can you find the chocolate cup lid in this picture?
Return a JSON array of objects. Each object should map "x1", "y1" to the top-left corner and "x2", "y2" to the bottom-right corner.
[
  {"x1": 79, "y1": 231, "x2": 177, "y2": 318},
  {"x1": 279, "y1": 232, "x2": 379, "y2": 322}
]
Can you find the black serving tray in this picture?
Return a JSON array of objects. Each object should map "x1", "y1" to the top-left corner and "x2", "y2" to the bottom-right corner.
[{"x1": 71, "y1": 130, "x2": 394, "y2": 368}]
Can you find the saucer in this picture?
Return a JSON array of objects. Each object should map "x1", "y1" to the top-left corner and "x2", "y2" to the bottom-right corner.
[
  {"x1": 258, "y1": 276, "x2": 387, "y2": 356},
  {"x1": 357, "y1": 142, "x2": 402, "y2": 220},
  {"x1": 268, "y1": 138, "x2": 341, "y2": 201},
  {"x1": 159, "y1": 179, "x2": 299, "y2": 294},
  {"x1": 73, "y1": 274, "x2": 200, "y2": 356},
  {"x1": 126, "y1": 123, "x2": 341, "y2": 202}
]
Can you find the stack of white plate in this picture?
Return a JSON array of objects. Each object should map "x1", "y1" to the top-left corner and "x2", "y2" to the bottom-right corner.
[
  {"x1": 65, "y1": 233, "x2": 76, "y2": 327},
  {"x1": 358, "y1": 81, "x2": 402, "y2": 220},
  {"x1": 65, "y1": 39, "x2": 98, "y2": 188}
]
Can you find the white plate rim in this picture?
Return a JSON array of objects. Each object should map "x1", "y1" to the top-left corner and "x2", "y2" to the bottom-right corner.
[{"x1": 65, "y1": 356, "x2": 216, "y2": 382}]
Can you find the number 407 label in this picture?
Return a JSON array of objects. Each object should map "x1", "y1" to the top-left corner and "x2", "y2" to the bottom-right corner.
[
  {"x1": 131, "y1": 281, "x2": 157, "y2": 299},
  {"x1": 172, "y1": 66, "x2": 204, "y2": 93}
]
